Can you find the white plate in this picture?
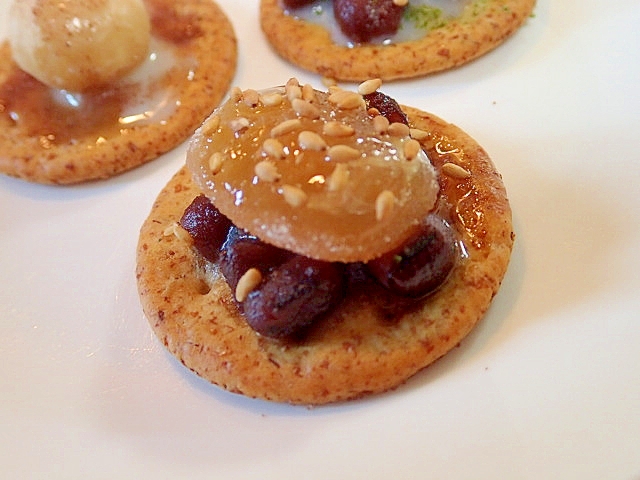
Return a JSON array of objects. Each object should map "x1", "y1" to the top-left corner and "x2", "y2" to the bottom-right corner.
[{"x1": 1, "y1": 1, "x2": 639, "y2": 478}]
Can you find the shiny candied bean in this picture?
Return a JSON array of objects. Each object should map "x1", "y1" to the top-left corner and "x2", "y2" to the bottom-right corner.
[
  {"x1": 363, "y1": 90, "x2": 409, "y2": 125},
  {"x1": 243, "y1": 256, "x2": 346, "y2": 338},
  {"x1": 180, "y1": 194, "x2": 231, "y2": 262},
  {"x1": 367, "y1": 214, "x2": 457, "y2": 298},
  {"x1": 333, "y1": 0, "x2": 406, "y2": 43},
  {"x1": 219, "y1": 226, "x2": 292, "y2": 292}
]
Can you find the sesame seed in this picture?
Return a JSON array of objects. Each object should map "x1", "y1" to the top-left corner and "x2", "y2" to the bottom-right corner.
[
  {"x1": 410, "y1": 128, "x2": 429, "y2": 140},
  {"x1": 442, "y1": 162, "x2": 471, "y2": 179},
  {"x1": 327, "y1": 144, "x2": 361, "y2": 162},
  {"x1": 328, "y1": 89, "x2": 366, "y2": 110},
  {"x1": 254, "y1": 160, "x2": 281, "y2": 182},
  {"x1": 262, "y1": 138, "x2": 286, "y2": 159},
  {"x1": 327, "y1": 163, "x2": 350, "y2": 191},
  {"x1": 373, "y1": 115, "x2": 390, "y2": 134},
  {"x1": 393, "y1": 0, "x2": 408, "y2": 6},
  {"x1": 358, "y1": 78, "x2": 383, "y2": 95},
  {"x1": 285, "y1": 78, "x2": 302, "y2": 101},
  {"x1": 298, "y1": 130, "x2": 327, "y2": 151},
  {"x1": 242, "y1": 88, "x2": 260, "y2": 107},
  {"x1": 323, "y1": 121, "x2": 355, "y2": 137},
  {"x1": 229, "y1": 86, "x2": 243, "y2": 102},
  {"x1": 375, "y1": 190, "x2": 396, "y2": 221},
  {"x1": 163, "y1": 222, "x2": 190, "y2": 243},
  {"x1": 260, "y1": 92, "x2": 284, "y2": 107},
  {"x1": 302, "y1": 83, "x2": 317, "y2": 103},
  {"x1": 201, "y1": 114, "x2": 220, "y2": 136},
  {"x1": 404, "y1": 139, "x2": 422, "y2": 160},
  {"x1": 230, "y1": 117, "x2": 250, "y2": 133},
  {"x1": 235, "y1": 268, "x2": 262, "y2": 302},
  {"x1": 280, "y1": 184, "x2": 308, "y2": 207},
  {"x1": 291, "y1": 98, "x2": 321, "y2": 119},
  {"x1": 209, "y1": 152, "x2": 224, "y2": 174},
  {"x1": 388, "y1": 122, "x2": 410, "y2": 137},
  {"x1": 271, "y1": 118, "x2": 302, "y2": 137}
]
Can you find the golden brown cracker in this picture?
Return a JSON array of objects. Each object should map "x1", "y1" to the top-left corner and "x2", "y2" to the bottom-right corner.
[
  {"x1": 260, "y1": 0, "x2": 536, "y2": 81},
  {"x1": 135, "y1": 106, "x2": 514, "y2": 405},
  {"x1": 0, "y1": 0, "x2": 237, "y2": 185}
]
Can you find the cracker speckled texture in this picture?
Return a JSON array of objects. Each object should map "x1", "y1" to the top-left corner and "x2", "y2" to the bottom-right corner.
[
  {"x1": 136, "y1": 106, "x2": 514, "y2": 405},
  {"x1": 0, "y1": 0, "x2": 237, "y2": 185},
  {"x1": 260, "y1": 0, "x2": 536, "y2": 81}
]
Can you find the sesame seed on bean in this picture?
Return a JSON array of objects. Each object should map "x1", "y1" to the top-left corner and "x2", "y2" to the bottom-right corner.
[{"x1": 235, "y1": 268, "x2": 262, "y2": 302}]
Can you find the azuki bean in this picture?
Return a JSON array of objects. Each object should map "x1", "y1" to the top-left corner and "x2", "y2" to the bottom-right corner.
[
  {"x1": 219, "y1": 226, "x2": 292, "y2": 292},
  {"x1": 180, "y1": 194, "x2": 231, "y2": 262},
  {"x1": 364, "y1": 90, "x2": 409, "y2": 126},
  {"x1": 243, "y1": 256, "x2": 346, "y2": 338},
  {"x1": 333, "y1": 0, "x2": 406, "y2": 43},
  {"x1": 367, "y1": 215, "x2": 457, "y2": 298}
]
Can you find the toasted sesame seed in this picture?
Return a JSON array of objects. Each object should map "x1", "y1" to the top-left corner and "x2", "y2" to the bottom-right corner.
[
  {"x1": 327, "y1": 163, "x2": 350, "y2": 191},
  {"x1": 393, "y1": 0, "x2": 408, "y2": 6},
  {"x1": 243, "y1": 88, "x2": 260, "y2": 107},
  {"x1": 201, "y1": 114, "x2": 220, "y2": 136},
  {"x1": 375, "y1": 190, "x2": 396, "y2": 221},
  {"x1": 328, "y1": 89, "x2": 366, "y2": 109},
  {"x1": 285, "y1": 78, "x2": 302, "y2": 101},
  {"x1": 373, "y1": 115, "x2": 390, "y2": 134},
  {"x1": 163, "y1": 222, "x2": 190, "y2": 243},
  {"x1": 230, "y1": 117, "x2": 250, "y2": 133},
  {"x1": 255, "y1": 160, "x2": 281, "y2": 182},
  {"x1": 367, "y1": 107, "x2": 381, "y2": 116},
  {"x1": 327, "y1": 144, "x2": 361, "y2": 162},
  {"x1": 235, "y1": 268, "x2": 262, "y2": 302},
  {"x1": 262, "y1": 138, "x2": 286, "y2": 159},
  {"x1": 229, "y1": 86, "x2": 243, "y2": 102},
  {"x1": 302, "y1": 83, "x2": 317, "y2": 103},
  {"x1": 323, "y1": 121, "x2": 355, "y2": 137},
  {"x1": 209, "y1": 152, "x2": 224, "y2": 174},
  {"x1": 388, "y1": 122, "x2": 410, "y2": 137},
  {"x1": 298, "y1": 130, "x2": 327, "y2": 151},
  {"x1": 442, "y1": 162, "x2": 471, "y2": 179},
  {"x1": 281, "y1": 184, "x2": 308, "y2": 207},
  {"x1": 358, "y1": 78, "x2": 382, "y2": 95},
  {"x1": 291, "y1": 98, "x2": 321, "y2": 119},
  {"x1": 271, "y1": 118, "x2": 302, "y2": 137},
  {"x1": 409, "y1": 128, "x2": 429, "y2": 140},
  {"x1": 404, "y1": 139, "x2": 422, "y2": 160},
  {"x1": 260, "y1": 92, "x2": 284, "y2": 107}
]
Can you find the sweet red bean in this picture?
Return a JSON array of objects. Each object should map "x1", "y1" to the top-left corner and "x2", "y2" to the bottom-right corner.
[
  {"x1": 180, "y1": 194, "x2": 231, "y2": 262},
  {"x1": 243, "y1": 256, "x2": 346, "y2": 338},
  {"x1": 367, "y1": 215, "x2": 457, "y2": 297},
  {"x1": 364, "y1": 90, "x2": 409, "y2": 125},
  {"x1": 333, "y1": 0, "x2": 406, "y2": 43},
  {"x1": 219, "y1": 226, "x2": 292, "y2": 292}
]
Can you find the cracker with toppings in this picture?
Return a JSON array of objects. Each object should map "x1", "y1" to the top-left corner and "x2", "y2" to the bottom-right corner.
[
  {"x1": 0, "y1": 0, "x2": 237, "y2": 185},
  {"x1": 260, "y1": 0, "x2": 535, "y2": 81},
  {"x1": 136, "y1": 80, "x2": 514, "y2": 404}
]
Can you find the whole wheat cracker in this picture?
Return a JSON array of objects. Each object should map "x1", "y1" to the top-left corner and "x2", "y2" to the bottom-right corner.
[
  {"x1": 0, "y1": 0, "x2": 237, "y2": 185},
  {"x1": 260, "y1": 0, "x2": 536, "y2": 81},
  {"x1": 135, "y1": 106, "x2": 514, "y2": 405}
]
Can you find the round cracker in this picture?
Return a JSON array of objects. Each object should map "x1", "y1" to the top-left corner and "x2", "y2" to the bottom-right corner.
[
  {"x1": 0, "y1": 0, "x2": 237, "y2": 185},
  {"x1": 136, "y1": 107, "x2": 514, "y2": 405},
  {"x1": 260, "y1": 0, "x2": 536, "y2": 81}
]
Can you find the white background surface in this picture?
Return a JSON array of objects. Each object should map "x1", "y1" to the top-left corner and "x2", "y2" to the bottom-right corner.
[{"x1": 1, "y1": 1, "x2": 639, "y2": 478}]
